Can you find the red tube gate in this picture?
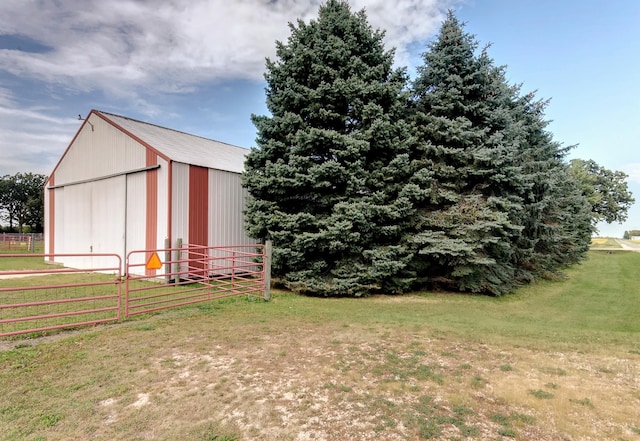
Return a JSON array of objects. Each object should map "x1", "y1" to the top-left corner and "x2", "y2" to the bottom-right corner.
[
  {"x1": 125, "y1": 243, "x2": 269, "y2": 317},
  {"x1": 0, "y1": 253, "x2": 122, "y2": 337}
]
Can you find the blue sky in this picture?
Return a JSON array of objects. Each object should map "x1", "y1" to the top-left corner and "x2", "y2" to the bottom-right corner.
[{"x1": 1, "y1": 0, "x2": 638, "y2": 236}]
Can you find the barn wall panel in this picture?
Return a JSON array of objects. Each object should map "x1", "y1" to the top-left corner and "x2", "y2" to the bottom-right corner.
[
  {"x1": 172, "y1": 162, "x2": 189, "y2": 247},
  {"x1": 54, "y1": 114, "x2": 146, "y2": 185},
  {"x1": 208, "y1": 170, "x2": 256, "y2": 247},
  {"x1": 51, "y1": 187, "x2": 64, "y2": 258},
  {"x1": 51, "y1": 177, "x2": 126, "y2": 270},
  {"x1": 156, "y1": 157, "x2": 169, "y2": 249},
  {"x1": 90, "y1": 176, "x2": 126, "y2": 269},
  {"x1": 126, "y1": 172, "x2": 146, "y2": 269},
  {"x1": 60, "y1": 183, "x2": 91, "y2": 268}
]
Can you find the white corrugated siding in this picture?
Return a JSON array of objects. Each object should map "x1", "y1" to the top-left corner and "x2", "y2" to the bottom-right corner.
[
  {"x1": 207, "y1": 169, "x2": 257, "y2": 275},
  {"x1": 52, "y1": 187, "x2": 64, "y2": 255},
  {"x1": 91, "y1": 176, "x2": 126, "y2": 269},
  {"x1": 171, "y1": 162, "x2": 190, "y2": 247},
  {"x1": 126, "y1": 172, "x2": 146, "y2": 270},
  {"x1": 208, "y1": 169, "x2": 256, "y2": 247},
  {"x1": 62, "y1": 183, "x2": 91, "y2": 258},
  {"x1": 55, "y1": 177, "x2": 125, "y2": 270},
  {"x1": 54, "y1": 114, "x2": 146, "y2": 185}
]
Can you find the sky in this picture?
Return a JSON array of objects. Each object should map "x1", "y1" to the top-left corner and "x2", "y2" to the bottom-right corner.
[{"x1": 0, "y1": 0, "x2": 638, "y2": 237}]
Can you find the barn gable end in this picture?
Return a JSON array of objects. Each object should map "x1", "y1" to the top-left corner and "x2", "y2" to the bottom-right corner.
[{"x1": 45, "y1": 110, "x2": 255, "y2": 274}]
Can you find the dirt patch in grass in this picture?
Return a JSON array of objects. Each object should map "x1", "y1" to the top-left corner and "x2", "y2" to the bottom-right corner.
[{"x1": 2, "y1": 295, "x2": 639, "y2": 441}]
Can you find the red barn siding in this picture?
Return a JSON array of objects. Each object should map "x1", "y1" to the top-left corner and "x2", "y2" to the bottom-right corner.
[
  {"x1": 188, "y1": 165, "x2": 209, "y2": 246},
  {"x1": 189, "y1": 165, "x2": 209, "y2": 277},
  {"x1": 146, "y1": 151, "x2": 158, "y2": 275},
  {"x1": 48, "y1": 174, "x2": 55, "y2": 261}
]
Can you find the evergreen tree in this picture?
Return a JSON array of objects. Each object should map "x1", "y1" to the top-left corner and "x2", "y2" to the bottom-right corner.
[
  {"x1": 407, "y1": 11, "x2": 592, "y2": 293},
  {"x1": 243, "y1": 0, "x2": 414, "y2": 296},
  {"x1": 407, "y1": 12, "x2": 526, "y2": 294},
  {"x1": 510, "y1": 94, "x2": 592, "y2": 278}
]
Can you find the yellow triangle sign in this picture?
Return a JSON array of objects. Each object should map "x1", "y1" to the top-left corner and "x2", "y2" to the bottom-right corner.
[{"x1": 146, "y1": 252, "x2": 162, "y2": 270}]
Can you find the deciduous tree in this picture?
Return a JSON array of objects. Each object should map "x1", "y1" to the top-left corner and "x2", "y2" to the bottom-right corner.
[
  {"x1": 568, "y1": 158, "x2": 635, "y2": 228},
  {"x1": 0, "y1": 173, "x2": 47, "y2": 233}
]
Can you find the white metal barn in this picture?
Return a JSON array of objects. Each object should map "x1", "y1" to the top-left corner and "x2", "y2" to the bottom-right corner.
[{"x1": 44, "y1": 109, "x2": 256, "y2": 273}]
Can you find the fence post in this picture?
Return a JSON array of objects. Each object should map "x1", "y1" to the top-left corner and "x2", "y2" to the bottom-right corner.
[
  {"x1": 174, "y1": 238, "x2": 182, "y2": 284},
  {"x1": 264, "y1": 240, "x2": 272, "y2": 301}
]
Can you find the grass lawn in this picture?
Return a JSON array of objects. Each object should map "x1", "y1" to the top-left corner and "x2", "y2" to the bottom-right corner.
[
  {"x1": 0, "y1": 242, "x2": 50, "y2": 271},
  {"x1": 1, "y1": 251, "x2": 639, "y2": 440}
]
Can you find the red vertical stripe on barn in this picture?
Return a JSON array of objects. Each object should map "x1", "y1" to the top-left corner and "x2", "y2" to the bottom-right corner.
[
  {"x1": 188, "y1": 165, "x2": 209, "y2": 246},
  {"x1": 146, "y1": 151, "x2": 158, "y2": 275},
  {"x1": 189, "y1": 166, "x2": 209, "y2": 278},
  {"x1": 48, "y1": 174, "x2": 55, "y2": 261}
]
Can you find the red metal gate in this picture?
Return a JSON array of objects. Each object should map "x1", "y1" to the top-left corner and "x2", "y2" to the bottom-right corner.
[
  {"x1": 0, "y1": 253, "x2": 122, "y2": 337},
  {"x1": 1, "y1": 243, "x2": 271, "y2": 337},
  {"x1": 124, "y1": 243, "x2": 269, "y2": 317}
]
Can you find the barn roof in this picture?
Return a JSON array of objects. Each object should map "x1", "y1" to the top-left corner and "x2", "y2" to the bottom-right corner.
[{"x1": 96, "y1": 110, "x2": 248, "y2": 174}]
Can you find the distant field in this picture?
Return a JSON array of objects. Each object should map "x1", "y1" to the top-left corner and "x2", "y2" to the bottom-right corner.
[
  {"x1": 590, "y1": 237, "x2": 622, "y2": 248},
  {"x1": 1, "y1": 251, "x2": 639, "y2": 440}
]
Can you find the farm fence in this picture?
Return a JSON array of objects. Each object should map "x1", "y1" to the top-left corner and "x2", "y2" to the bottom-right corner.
[
  {"x1": 0, "y1": 253, "x2": 122, "y2": 337},
  {"x1": 0, "y1": 242, "x2": 271, "y2": 337},
  {"x1": 124, "y1": 243, "x2": 270, "y2": 317},
  {"x1": 0, "y1": 233, "x2": 42, "y2": 253}
]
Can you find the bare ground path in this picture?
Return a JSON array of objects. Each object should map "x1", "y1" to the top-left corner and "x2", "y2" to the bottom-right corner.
[
  {"x1": 615, "y1": 238, "x2": 640, "y2": 251},
  {"x1": 2, "y1": 300, "x2": 639, "y2": 441}
]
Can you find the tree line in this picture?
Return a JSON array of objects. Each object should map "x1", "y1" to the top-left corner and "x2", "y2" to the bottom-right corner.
[
  {"x1": 0, "y1": 173, "x2": 47, "y2": 233},
  {"x1": 242, "y1": 1, "x2": 634, "y2": 296}
]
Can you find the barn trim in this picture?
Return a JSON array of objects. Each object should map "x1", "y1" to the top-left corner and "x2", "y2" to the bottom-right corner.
[
  {"x1": 46, "y1": 165, "x2": 161, "y2": 189},
  {"x1": 92, "y1": 110, "x2": 171, "y2": 163}
]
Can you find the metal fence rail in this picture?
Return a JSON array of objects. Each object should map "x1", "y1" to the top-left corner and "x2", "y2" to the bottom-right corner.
[
  {"x1": 1, "y1": 242, "x2": 271, "y2": 337},
  {"x1": 0, "y1": 233, "x2": 40, "y2": 252},
  {"x1": 125, "y1": 243, "x2": 268, "y2": 317},
  {"x1": 0, "y1": 253, "x2": 122, "y2": 337}
]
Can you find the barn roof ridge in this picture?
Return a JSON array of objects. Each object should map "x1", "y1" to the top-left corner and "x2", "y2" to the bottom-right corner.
[{"x1": 95, "y1": 110, "x2": 248, "y2": 152}]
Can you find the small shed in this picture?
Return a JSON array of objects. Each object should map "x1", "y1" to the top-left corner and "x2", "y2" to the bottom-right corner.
[{"x1": 44, "y1": 110, "x2": 256, "y2": 272}]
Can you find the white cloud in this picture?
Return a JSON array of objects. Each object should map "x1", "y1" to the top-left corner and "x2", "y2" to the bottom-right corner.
[
  {"x1": 0, "y1": 0, "x2": 453, "y2": 176},
  {"x1": 0, "y1": 87, "x2": 13, "y2": 106},
  {"x1": 0, "y1": 0, "x2": 451, "y2": 95},
  {"x1": 0, "y1": 106, "x2": 79, "y2": 176}
]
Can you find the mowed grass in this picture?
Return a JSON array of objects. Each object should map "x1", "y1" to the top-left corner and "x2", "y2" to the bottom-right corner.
[
  {"x1": 1, "y1": 251, "x2": 639, "y2": 440},
  {"x1": 0, "y1": 241, "x2": 49, "y2": 271}
]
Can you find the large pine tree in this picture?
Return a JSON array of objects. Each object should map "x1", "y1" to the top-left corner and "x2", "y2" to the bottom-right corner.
[
  {"x1": 408, "y1": 12, "x2": 591, "y2": 293},
  {"x1": 509, "y1": 94, "x2": 592, "y2": 279},
  {"x1": 243, "y1": 0, "x2": 414, "y2": 296},
  {"x1": 407, "y1": 12, "x2": 527, "y2": 294}
]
